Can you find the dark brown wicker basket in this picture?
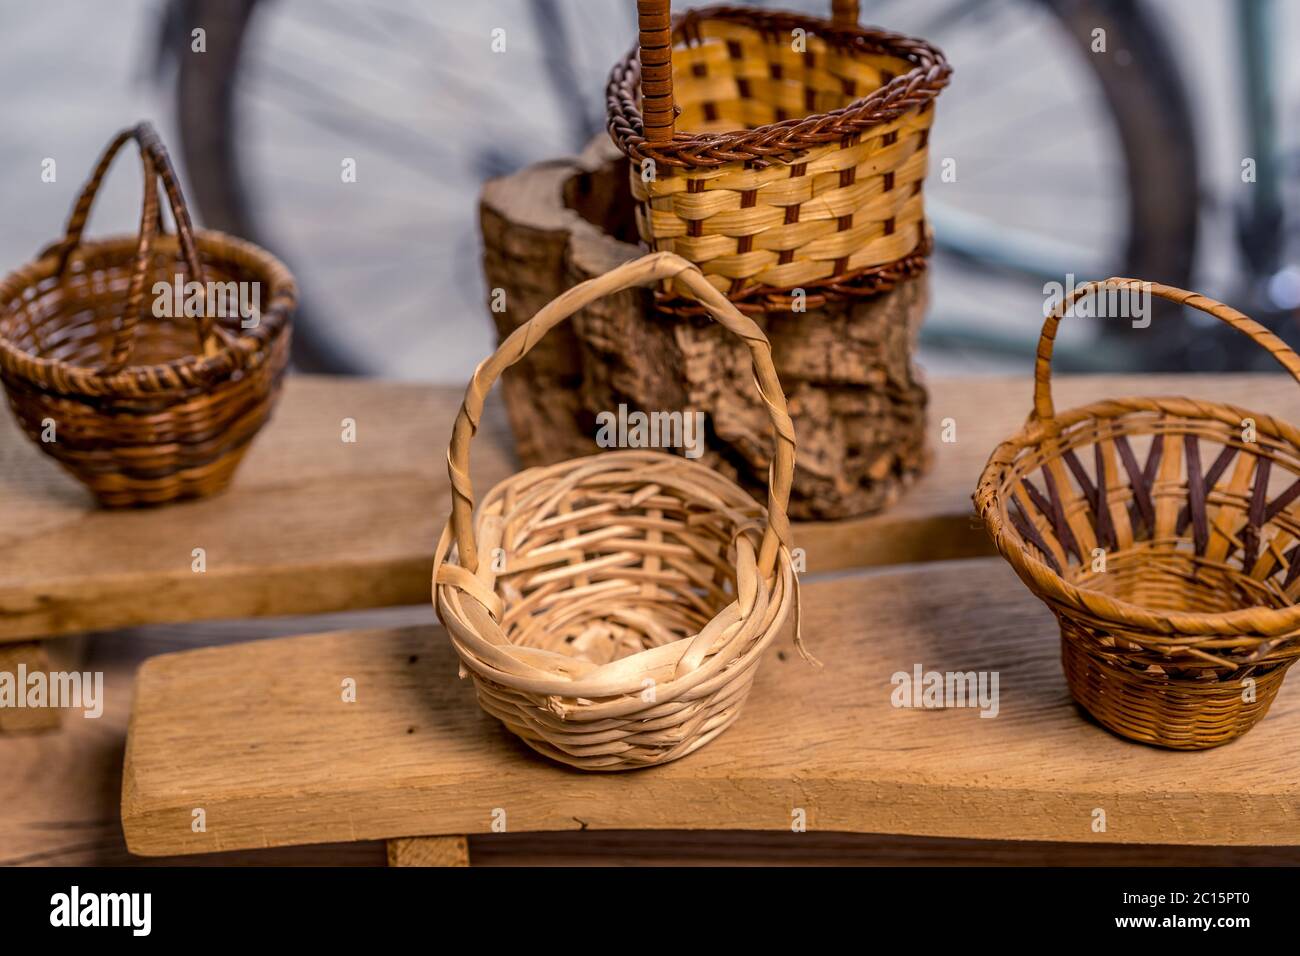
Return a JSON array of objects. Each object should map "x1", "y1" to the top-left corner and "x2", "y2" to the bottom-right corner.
[{"x1": 0, "y1": 123, "x2": 295, "y2": 507}]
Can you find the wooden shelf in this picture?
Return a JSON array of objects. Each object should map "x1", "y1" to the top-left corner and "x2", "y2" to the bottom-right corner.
[
  {"x1": 122, "y1": 558, "x2": 1300, "y2": 857},
  {"x1": 5, "y1": 372, "x2": 1294, "y2": 643}
]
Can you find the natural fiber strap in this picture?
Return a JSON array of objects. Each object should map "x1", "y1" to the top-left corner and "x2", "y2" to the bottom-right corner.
[
  {"x1": 635, "y1": 1, "x2": 859, "y2": 146},
  {"x1": 448, "y1": 251, "x2": 796, "y2": 578},
  {"x1": 612, "y1": 6, "x2": 949, "y2": 167},
  {"x1": 637, "y1": 0, "x2": 675, "y2": 145},
  {"x1": 830, "y1": 0, "x2": 859, "y2": 27},
  {"x1": 51, "y1": 122, "x2": 221, "y2": 371},
  {"x1": 1033, "y1": 279, "x2": 1300, "y2": 421}
]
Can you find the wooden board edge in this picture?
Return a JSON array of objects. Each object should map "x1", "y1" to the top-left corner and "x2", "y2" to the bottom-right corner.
[
  {"x1": 1, "y1": 513, "x2": 992, "y2": 645},
  {"x1": 0, "y1": 557, "x2": 433, "y2": 644},
  {"x1": 119, "y1": 774, "x2": 1300, "y2": 857}
]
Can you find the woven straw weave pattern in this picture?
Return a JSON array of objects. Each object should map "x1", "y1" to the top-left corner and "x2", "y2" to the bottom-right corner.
[
  {"x1": 608, "y1": 6, "x2": 950, "y2": 302},
  {"x1": 976, "y1": 280, "x2": 1300, "y2": 749}
]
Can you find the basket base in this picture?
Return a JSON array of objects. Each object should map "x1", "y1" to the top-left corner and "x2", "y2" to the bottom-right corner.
[
  {"x1": 70, "y1": 446, "x2": 250, "y2": 508},
  {"x1": 1059, "y1": 631, "x2": 1291, "y2": 749},
  {"x1": 475, "y1": 679, "x2": 754, "y2": 772}
]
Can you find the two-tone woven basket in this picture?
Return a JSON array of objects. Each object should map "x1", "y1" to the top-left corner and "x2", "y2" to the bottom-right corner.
[
  {"x1": 0, "y1": 122, "x2": 295, "y2": 507},
  {"x1": 606, "y1": 0, "x2": 950, "y2": 308},
  {"x1": 434, "y1": 251, "x2": 803, "y2": 771},
  {"x1": 976, "y1": 280, "x2": 1300, "y2": 749}
]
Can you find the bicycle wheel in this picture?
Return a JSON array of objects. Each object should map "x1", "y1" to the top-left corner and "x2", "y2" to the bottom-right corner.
[
  {"x1": 170, "y1": 0, "x2": 629, "y2": 376},
  {"x1": 853, "y1": 0, "x2": 1198, "y2": 369},
  {"x1": 167, "y1": 0, "x2": 1198, "y2": 375}
]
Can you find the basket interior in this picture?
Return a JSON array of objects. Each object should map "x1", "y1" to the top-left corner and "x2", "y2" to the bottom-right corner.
[
  {"x1": 481, "y1": 451, "x2": 765, "y2": 667},
  {"x1": 671, "y1": 17, "x2": 916, "y2": 135},
  {"x1": 0, "y1": 238, "x2": 259, "y2": 370},
  {"x1": 992, "y1": 405, "x2": 1300, "y2": 667}
]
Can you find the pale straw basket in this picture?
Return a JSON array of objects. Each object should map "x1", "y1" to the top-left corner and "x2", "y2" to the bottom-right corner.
[{"x1": 434, "y1": 252, "x2": 805, "y2": 770}]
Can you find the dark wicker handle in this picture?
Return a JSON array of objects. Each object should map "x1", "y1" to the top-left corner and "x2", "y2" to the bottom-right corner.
[
  {"x1": 636, "y1": 0, "x2": 859, "y2": 145},
  {"x1": 53, "y1": 122, "x2": 218, "y2": 370},
  {"x1": 1033, "y1": 278, "x2": 1300, "y2": 421}
]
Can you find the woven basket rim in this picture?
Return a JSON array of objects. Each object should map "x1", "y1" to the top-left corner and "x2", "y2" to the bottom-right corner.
[
  {"x1": 606, "y1": 4, "x2": 951, "y2": 167},
  {"x1": 975, "y1": 394, "x2": 1300, "y2": 641},
  {"x1": 0, "y1": 229, "x2": 295, "y2": 396},
  {"x1": 437, "y1": 447, "x2": 794, "y2": 699}
]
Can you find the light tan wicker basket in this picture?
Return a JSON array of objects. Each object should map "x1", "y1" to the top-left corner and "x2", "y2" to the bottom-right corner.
[
  {"x1": 606, "y1": 0, "x2": 950, "y2": 307},
  {"x1": 976, "y1": 280, "x2": 1300, "y2": 749},
  {"x1": 434, "y1": 251, "x2": 803, "y2": 770}
]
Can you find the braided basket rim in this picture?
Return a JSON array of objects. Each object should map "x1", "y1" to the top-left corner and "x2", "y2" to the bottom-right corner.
[
  {"x1": 606, "y1": 5, "x2": 952, "y2": 168},
  {"x1": 0, "y1": 229, "x2": 296, "y2": 397},
  {"x1": 435, "y1": 448, "x2": 797, "y2": 703},
  {"x1": 975, "y1": 394, "x2": 1300, "y2": 642}
]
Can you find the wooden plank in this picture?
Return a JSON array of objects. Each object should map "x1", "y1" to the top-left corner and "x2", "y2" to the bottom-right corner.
[
  {"x1": 4, "y1": 373, "x2": 1294, "y2": 644},
  {"x1": 0, "y1": 376, "x2": 515, "y2": 644},
  {"x1": 8, "y1": 609, "x2": 1293, "y2": 867},
  {"x1": 0, "y1": 642, "x2": 61, "y2": 732},
  {"x1": 387, "y1": 836, "x2": 469, "y2": 867},
  {"x1": 465, "y1": 831, "x2": 1300, "y2": 867},
  {"x1": 0, "y1": 609, "x2": 431, "y2": 866},
  {"x1": 121, "y1": 558, "x2": 1300, "y2": 856}
]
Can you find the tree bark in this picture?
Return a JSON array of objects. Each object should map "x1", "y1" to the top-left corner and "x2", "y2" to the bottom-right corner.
[{"x1": 478, "y1": 137, "x2": 929, "y2": 521}]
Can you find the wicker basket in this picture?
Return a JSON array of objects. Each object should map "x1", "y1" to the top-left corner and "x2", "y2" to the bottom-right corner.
[
  {"x1": 434, "y1": 251, "x2": 803, "y2": 770},
  {"x1": 606, "y1": 0, "x2": 950, "y2": 308},
  {"x1": 975, "y1": 280, "x2": 1300, "y2": 749},
  {"x1": 0, "y1": 122, "x2": 295, "y2": 507}
]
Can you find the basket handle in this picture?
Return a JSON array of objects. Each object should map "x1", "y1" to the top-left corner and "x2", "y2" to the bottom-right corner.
[
  {"x1": 447, "y1": 251, "x2": 796, "y2": 578},
  {"x1": 1033, "y1": 278, "x2": 1300, "y2": 421},
  {"x1": 636, "y1": 0, "x2": 859, "y2": 145},
  {"x1": 50, "y1": 122, "x2": 221, "y2": 370}
]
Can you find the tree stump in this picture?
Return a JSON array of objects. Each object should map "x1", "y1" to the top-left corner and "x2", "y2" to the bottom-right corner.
[{"x1": 479, "y1": 137, "x2": 929, "y2": 521}]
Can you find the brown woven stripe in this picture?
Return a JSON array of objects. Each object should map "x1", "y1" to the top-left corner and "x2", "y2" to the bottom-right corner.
[
  {"x1": 1243, "y1": 456, "x2": 1272, "y2": 568},
  {"x1": 1008, "y1": 499, "x2": 1061, "y2": 575},
  {"x1": 1284, "y1": 544, "x2": 1300, "y2": 589},
  {"x1": 1183, "y1": 435, "x2": 1209, "y2": 555},
  {"x1": 1092, "y1": 441, "x2": 1114, "y2": 552},
  {"x1": 1177, "y1": 442, "x2": 1238, "y2": 536}
]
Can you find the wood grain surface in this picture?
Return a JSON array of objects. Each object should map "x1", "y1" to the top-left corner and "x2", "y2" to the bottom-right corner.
[
  {"x1": 6, "y1": 373, "x2": 1297, "y2": 644},
  {"x1": 6, "y1": 606, "x2": 1295, "y2": 866},
  {"x1": 121, "y1": 558, "x2": 1300, "y2": 856}
]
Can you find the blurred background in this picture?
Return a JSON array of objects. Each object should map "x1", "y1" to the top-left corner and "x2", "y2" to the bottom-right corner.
[{"x1": 1, "y1": 0, "x2": 1298, "y2": 381}]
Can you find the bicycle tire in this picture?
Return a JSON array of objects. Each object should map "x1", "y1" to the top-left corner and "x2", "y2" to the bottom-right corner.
[
  {"x1": 168, "y1": 0, "x2": 1201, "y2": 373},
  {"x1": 1043, "y1": 0, "x2": 1200, "y2": 365},
  {"x1": 172, "y1": 0, "x2": 355, "y2": 373}
]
